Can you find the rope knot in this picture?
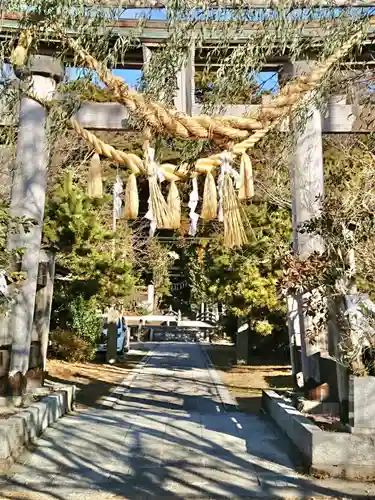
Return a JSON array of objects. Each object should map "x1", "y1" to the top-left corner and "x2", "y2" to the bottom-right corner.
[
  {"x1": 146, "y1": 147, "x2": 165, "y2": 182},
  {"x1": 217, "y1": 151, "x2": 240, "y2": 223}
]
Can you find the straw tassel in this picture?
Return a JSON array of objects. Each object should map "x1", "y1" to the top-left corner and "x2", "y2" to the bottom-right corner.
[
  {"x1": 123, "y1": 173, "x2": 139, "y2": 220},
  {"x1": 87, "y1": 153, "x2": 103, "y2": 198},
  {"x1": 144, "y1": 146, "x2": 172, "y2": 231},
  {"x1": 167, "y1": 181, "x2": 181, "y2": 230},
  {"x1": 148, "y1": 175, "x2": 172, "y2": 229},
  {"x1": 223, "y1": 172, "x2": 248, "y2": 248},
  {"x1": 238, "y1": 152, "x2": 254, "y2": 200},
  {"x1": 201, "y1": 171, "x2": 218, "y2": 221}
]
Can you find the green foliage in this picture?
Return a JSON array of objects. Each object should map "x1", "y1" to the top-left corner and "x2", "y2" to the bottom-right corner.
[
  {"x1": 282, "y1": 138, "x2": 375, "y2": 301},
  {"x1": 58, "y1": 79, "x2": 118, "y2": 103},
  {"x1": 195, "y1": 70, "x2": 269, "y2": 105},
  {"x1": 0, "y1": 206, "x2": 34, "y2": 270},
  {"x1": 51, "y1": 295, "x2": 102, "y2": 362},
  {"x1": 44, "y1": 170, "x2": 139, "y2": 361},
  {"x1": 69, "y1": 296, "x2": 102, "y2": 346},
  {"x1": 185, "y1": 201, "x2": 292, "y2": 353},
  {"x1": 136, "y1": 240, "x2": 178, "y2": 311},
  {"x1": 43, "y1": 170, "x2": 138, "y2": 308},
  {"x1": 0, "y1": 206, "x2": 36, "y2": 311},
  {"x1": 147, "y1": 240, "x2": 174, "y2": 297},
  {"x1": 279, "y1": 138, "x2": 375, "y2": 374},
  {"x1": 43, "y1": 170, "x2": 110, "y2": 253}
]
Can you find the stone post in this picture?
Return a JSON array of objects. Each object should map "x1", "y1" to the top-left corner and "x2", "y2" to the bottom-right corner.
[
  {"x1": 0, "y1": 314, "x2": 11, "y2": 401},
  {"x1": 328, "y1": 300, "x2": 349, "y2": 420},
  {"x1": 7, "y1": 56, "x2": 63, "y2": 400},
  {"x1": 286, "y1": 296, "x2": 303, "y2": 388},
  {"x1": 28, "y1": 250, "x2": 55, "y2": 390},
  {"x1": 174, "y1": 42, "x2": 195, "y2": 114},
  {"x1": 214, "y1": 304, "x2": 219, "y2": 323},
  {"x1": 106, "y1": 307, "x2": 118, "y2": 364},
  {"x1": 147, "y1": 284, "x2": 154, "y2": 313},
  {"x1": 123, "y1": 319, "x2": 130, "y2": 353},
  {"x1": 236, "y1": 319, "x2": 249, "y2": 365},
  {"x1": 283, "y1": 61, "x2": 325, "y2": 386},
  {"x1": 200, "y1": 302, "x2": 205, "y2": 319}
]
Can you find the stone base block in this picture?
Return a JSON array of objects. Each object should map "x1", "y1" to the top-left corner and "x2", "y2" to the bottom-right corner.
[
  {"x1": 349, "y1": 375, "x2": 375, "y2": 432},
  {"x1": 262, "y1": 389, "x2": 375, "y2": 481}
]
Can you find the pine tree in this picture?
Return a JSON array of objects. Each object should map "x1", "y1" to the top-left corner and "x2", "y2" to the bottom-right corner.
[{"x1": 43, "y1": 170, "x2": 138, "y2": 309}]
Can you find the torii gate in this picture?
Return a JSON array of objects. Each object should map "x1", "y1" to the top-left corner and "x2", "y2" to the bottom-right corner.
[{"x1": 0, "y1": 11, "x2": 372, "y2": 403}]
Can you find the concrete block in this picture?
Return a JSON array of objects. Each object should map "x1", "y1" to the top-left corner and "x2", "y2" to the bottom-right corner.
[
  {"x1": 262, "y1": 389, "x2": 375, "y2": 480},
  {"x1": 28, "y1": 55, "x2": 64, "y2": 81},
  {"x1": 349, "y1": 375, "x2": 375, "y2": 433},
  {"x1": 0, "y1": 385, "x2": 74, "y2": 472}
]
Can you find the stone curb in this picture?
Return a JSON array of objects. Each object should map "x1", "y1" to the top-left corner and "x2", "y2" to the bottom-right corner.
[
  {"x1": 98, "y1": 342, "x2": 159, "y2": 409},
  {"x1": 0, "y1": 385, "x2": 75, "y2": 473},
  {"x1": 199, "y1": 344, "x2": 239, "y2": 412},
  {"x1": 262, "y1": 389, "x2": 375, "y2": 481}
]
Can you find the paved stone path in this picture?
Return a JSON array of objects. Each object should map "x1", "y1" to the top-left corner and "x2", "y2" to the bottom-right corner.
[{"x1": 0, "y1": 342, "x2": 374, "y2": 499}]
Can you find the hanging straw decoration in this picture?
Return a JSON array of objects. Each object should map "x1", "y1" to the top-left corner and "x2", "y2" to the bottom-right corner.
[
  {"x1": 219, "y1": 152, "x2": 248, "y2": 248},
  {"x1": 238, "y1": 152, "x2": 254, "y2": 200},
  {"x1": 201, "y1": 170, "x2": 218, "y2": 221},
  {"x1": 167, "y1": 181, "x2": 181, "y2": 229},
  {"x1": 87, "y1": 153, "x2": 103, "y2": 198},
  {"x1": 123, "y1": 173, "x2": 139, "y2": 220},
  {"x1": 145, "y1": 147, "x2": 171, "y2": 234},
  {"x1": 223, "y1": 174, "x2": 248, "y2": 248}
]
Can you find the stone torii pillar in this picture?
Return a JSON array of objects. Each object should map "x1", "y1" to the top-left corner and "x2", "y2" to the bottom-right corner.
[
  {"x1": 142, "y1": 42, "x2": 195, "y2": 113},
  {"x1": 7, "y1": 55, "x2": 63, "y2": 401},
  {"x1": 283, "y1": 61, "x2": 325, "y2": 387}
]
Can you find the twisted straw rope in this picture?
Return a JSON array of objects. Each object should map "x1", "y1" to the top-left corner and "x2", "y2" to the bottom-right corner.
[
  {"x1": 68, "y1": 40, "x2": 253, "y2": 141},
  {"x1": 25, "y1": 84, "x2": 185, "y2": 181},
  {"x1": 202, "y1": 29, "x2": 365, "y2": 166},
  {"x1": 69, "y1": 29, "x2": 364, "y2": 180},
  {"x1": 67, "y1": 27, "x2": 365, "y2": 145},
  {"x1": 70, "y1": 117, "x2": 182, "y2": 182},
  {"x1": 24, "y1": 27, "x2": 365, "y2": 181},
  {"x1": 69, "y1": 118, "x2": 143, "y2": 174}
]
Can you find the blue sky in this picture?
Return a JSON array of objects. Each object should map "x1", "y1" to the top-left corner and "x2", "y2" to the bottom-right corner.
[
  {"x1": 113, "y1": 6, "x2": 375, "y2": 21},
  {"x1": 67, "y1": 66, "x2": 277, "y2": 93}
]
